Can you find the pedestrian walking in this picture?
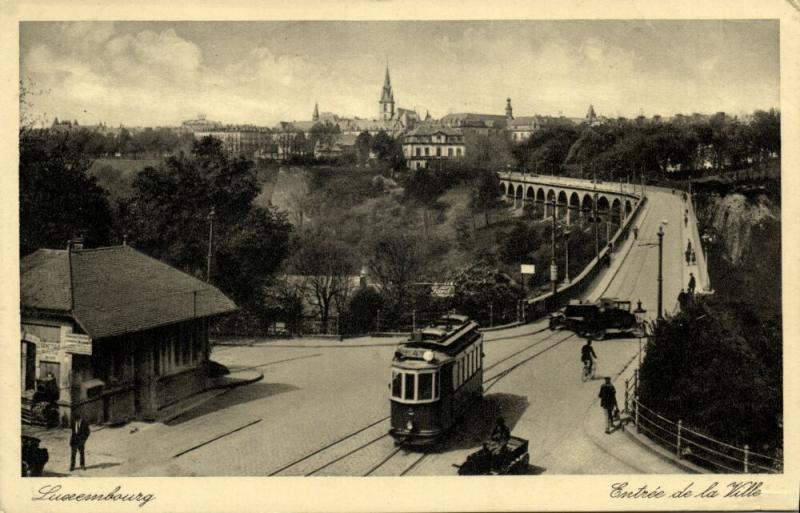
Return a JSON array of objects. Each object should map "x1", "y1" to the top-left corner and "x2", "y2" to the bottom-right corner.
[
  {"x1": 687, "y1": 239, "x2": 692, "y2": 253},
  {"x1": 69, "y1": 414, "x2": 90, "y2": 471},
  {"x1": 690, "y1": 248, "x2": 696, "y2": 265},
  {"x1": 599, "y1": 377, "x2": 619, "y2": 434},
  {"x1": 684, "y1": 214, "x2": 688, "y2": 227},
  {"x1": 677, "y1": 288, "x2": 689, "y2": 310},
  {"x1": 688, "y1": 272, "x2": 696, "y2": 295},
  {"x1": 685, "y1": 249, "x2": 691, "y2": 265},
  {"x1": 633, "y1": 226, "x2": 638, "y2": 240}
]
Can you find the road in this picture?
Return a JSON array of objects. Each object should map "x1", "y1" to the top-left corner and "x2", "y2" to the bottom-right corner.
[{"x1": 41, "y1": 187, "x2": 694, "y2": 476}]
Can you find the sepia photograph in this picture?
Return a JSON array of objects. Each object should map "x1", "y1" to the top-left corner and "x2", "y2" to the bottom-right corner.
[{"x1": 2, "y1": 2, "x2": 799, "y2": 512}]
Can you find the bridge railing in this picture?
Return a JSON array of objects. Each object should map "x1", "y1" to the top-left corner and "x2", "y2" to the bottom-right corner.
[
  {"x1": 623, "y1": 371, "x2": 782, "y2": 473},
  {"x1": 523, "y1": 191, "x2": 648, "y2": 320},
  {"x1": 500, "y1": 171, "x2": 644, "y2": 197}
]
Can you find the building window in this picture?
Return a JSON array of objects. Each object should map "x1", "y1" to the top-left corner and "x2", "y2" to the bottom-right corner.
[
  {"x1": 424, "y1": 147, "x2": 429, "y2": 156},
  {"x1": 448, "y1": 148, "x2": 453, "y2": 157},
  {"x1": 436, "y1": 147, "x2": 442, "y2": 157},
  {"x1": 415, "y1": 147, "x2": 421, "y2": 157},
  {"x1": 456, "y1": 148, "x2": 462, "y2": 156}
]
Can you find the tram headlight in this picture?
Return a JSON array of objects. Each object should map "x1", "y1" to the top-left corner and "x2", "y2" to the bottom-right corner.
[
  {"x1": 406, "y1": 420, "x2": 414, "y2": 431},
  {"x1": 422, "y1": 350, "x2": 434, "y2": 362}
]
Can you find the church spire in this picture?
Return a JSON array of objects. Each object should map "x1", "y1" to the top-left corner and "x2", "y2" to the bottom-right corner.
[
  {"x1": 313, "y1": 102, "x2": 319, "y2": 122},
  {"x1": 379, "y1": 62, "x2": 395, "y2": 121},
  {"x1": 505, "y1": 97, "x2": 513, "y2": 120}
]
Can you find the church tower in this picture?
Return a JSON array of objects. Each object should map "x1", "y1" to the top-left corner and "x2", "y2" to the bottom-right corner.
[
  {"x1": 505, "y1": 98, "x2": 513, "y2": 120},
  {"x1": 313, "y1": 102, "x2": 319, "y2": 122},
  {"x1": 379, "y1": 65, "x2": 395, "y2": 121}
]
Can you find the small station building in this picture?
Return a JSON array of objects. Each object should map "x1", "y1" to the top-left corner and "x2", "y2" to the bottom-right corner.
[{"x1": 20, "y1": 241, "x2": 237, "y2": 425}]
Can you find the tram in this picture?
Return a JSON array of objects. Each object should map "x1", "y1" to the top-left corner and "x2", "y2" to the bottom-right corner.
[{"x1": 389, "y1": 314, "x2": 484, "y2": 445}]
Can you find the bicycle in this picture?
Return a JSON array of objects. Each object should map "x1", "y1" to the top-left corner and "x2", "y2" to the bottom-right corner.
[{"x1": 581, "y1": 359, "x2": 596, "y2": 382}]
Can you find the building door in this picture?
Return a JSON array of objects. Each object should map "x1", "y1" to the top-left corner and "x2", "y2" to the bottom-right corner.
[
  {"x1": 40, "y1": 361, "x2": 60, "y2": 381},
  {"x1": 23, "y1": 342, "x2": 36, "y2": 391}
]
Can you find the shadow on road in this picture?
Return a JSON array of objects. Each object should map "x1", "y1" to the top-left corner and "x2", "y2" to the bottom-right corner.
[
  {"x1": 166, "y1": 382, "x2": 299, "y2": 426},
  {"x1": 434, "y1": 392, "x2": 530, "y2": 453},
  {"x1": 517, "y1": 463, "x2": 547, "y2": 475}
]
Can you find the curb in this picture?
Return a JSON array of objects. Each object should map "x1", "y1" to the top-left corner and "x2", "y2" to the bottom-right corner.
[
  {"x1": 621, "y1": 425, "x2": 708, "y2": 474},
  {"x1": 210, "y1": 371, "x2": 264, "y2": 390},
  {"x1": 479, "y1": 321, "x2": 525, "y2": 332}
]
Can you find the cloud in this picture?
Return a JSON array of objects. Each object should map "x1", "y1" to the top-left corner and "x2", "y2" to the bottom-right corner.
[{"x1": 104, "y1": 29, "x2": 202, "y2": 81}]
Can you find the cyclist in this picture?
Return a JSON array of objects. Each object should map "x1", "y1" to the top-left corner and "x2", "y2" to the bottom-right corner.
[{"x1": 581, "y1": 338, "x2": 598, "y2": 376}]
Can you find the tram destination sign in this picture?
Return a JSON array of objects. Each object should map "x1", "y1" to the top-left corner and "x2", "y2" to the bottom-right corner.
[{"x1": 520, "y1": 264, "x2": 536, "y2": 275}]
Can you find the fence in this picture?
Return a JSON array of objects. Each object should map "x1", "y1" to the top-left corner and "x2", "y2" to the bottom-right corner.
[
  {"x1": 622, "y1": 370, "x2": 782, "y2": 474},
  {"x1": 301, "y1": 304, "x2": 528, "y2": 337}
]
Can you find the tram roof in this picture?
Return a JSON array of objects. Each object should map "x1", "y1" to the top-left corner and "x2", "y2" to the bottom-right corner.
[{"x1": 402, "y1": 319, "x2": 481, "y2": 354}]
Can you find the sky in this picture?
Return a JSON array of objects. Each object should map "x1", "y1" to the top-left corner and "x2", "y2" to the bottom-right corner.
[{"x1": 19, "y1": 20, "x2": 780, "y2": 127}]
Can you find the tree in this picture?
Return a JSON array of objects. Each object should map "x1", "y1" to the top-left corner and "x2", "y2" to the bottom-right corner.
[
  {"x1": 355, "y1": 131, "x2": 372, "y2": 166},
  {"x1": 288, "y1": 229, "x2": 358, "y2": 332},
  {"x1": 403, "y1": 166, "x2": 448, "y2": 235},
  {"x1": 370, "y1": 131, "x2": 405, "y2": 171},
  {"x1": 343, "y1": 287, "x2": 384, "y2": 335},
  {"x1": 499, "y1": 221, "x2": 540, "y2": 265},
  {"x1": 470, "y1": 169, "x2": 507, "y2": 226},
  {"x1": 639, "y1": 297, "x2": 781, "y2": 452},
  {"x1": 19, "y1": 129, "x2": 114, "y2": 255},
  {"x1": 450, "y1": 263, "x2": 525, "y2": 325},
  {"x1": 122, "y1": 136, "x2": 292, "y2": 319},
  {"x1": 365, "y1": 228, "x2": 424, "y2": 309}
]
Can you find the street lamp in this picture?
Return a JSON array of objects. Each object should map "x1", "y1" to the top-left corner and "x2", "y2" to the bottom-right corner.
[
  {"x1": 701, "y1": 232, "x2": 714, "y2": 292},
  {"x1": 563, "y1": 227, "x2": 571, "y2": 284},
  {"x1": 550, "y1": 198, "x2": 558, "y2": 295},
  {"x1": 206, "y1": 206, "x2": 216, "y2": 283},
  {"x1": 657, "y1": 221, "x2": 667, "y2": 319}
]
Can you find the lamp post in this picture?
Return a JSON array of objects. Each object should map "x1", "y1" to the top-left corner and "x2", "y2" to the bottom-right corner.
[
  {"x1": 633, "y1": 300, "x2": 647, "y2": 367},
  {"x1": 657, "y1": 225, "x2": 664, "y2": 319},
  {"x1": 550, "y1": 198, "x2": 558, "y2": 295},
  {"x1": 701, "y1": 232, "x2": 714, "y2": 292},
  {"x1": 563, "y1": 227, "x2": 571, "y2": 284},
  {"x1": 206, "y1": 206, "x2": 216, "y2": 283}
]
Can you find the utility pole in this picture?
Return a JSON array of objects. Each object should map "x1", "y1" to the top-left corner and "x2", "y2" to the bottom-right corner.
[
  {"x1": 206, "y1": 207, "x2": 216, "y2": 283},
  {"x1": 657, "y1": 224, "x2": 665, "y2": 319},
  {"x1": 593, "y1": 192, "x2": 600, "y2": 259},
  {"x1": 564, "y1": 227, "x2": 571, "y2": 283},
  {"x1": 551, "y1": 198, "x2": 557, "y2": 295},
  {"x1": 592, "y1": 171, "x2": 599, "y2": 259}
]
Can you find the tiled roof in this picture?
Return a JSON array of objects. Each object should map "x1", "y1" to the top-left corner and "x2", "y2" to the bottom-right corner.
[
  {"x1": 21, "y1": 246, "x2": 237, "y2": 339},
  {"x1": 20, "y1": 249, "x2": 72, "y2": 312},
  {"x1": 405, "y1": 125, "x2": 463, "y2": 137}
]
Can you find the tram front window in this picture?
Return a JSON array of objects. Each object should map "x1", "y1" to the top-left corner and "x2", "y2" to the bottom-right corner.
[
  {"x1": 391, "y1": 370, "x2": 439, "y2": 402},
  {"x1": 392, "y1": 371, "x2": 402, "y2": 398},
  {"x1": 404, "y1": 373, "x2": 415, "y2": 400},
  {"x1": 418, "y1": 373, "x2": 433, "y2": 400}
]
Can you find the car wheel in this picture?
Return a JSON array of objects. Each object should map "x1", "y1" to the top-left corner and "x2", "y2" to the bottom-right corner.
[{"x1": 592, "y1": 329, "x2": 605, "y2": 341}]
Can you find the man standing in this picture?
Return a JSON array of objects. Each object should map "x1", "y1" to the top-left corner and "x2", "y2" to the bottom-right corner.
[
  {"x1": 688, "y1": 272, "x2": 696, "y2": 295},
  {"x1": 69, "y1": 414, "x2": 90, "y2": 471},
  {"x1": 599, "y1": 377, "x2": 618, "y2": 434}
]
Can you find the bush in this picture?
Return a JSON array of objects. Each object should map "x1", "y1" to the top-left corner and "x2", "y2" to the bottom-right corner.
[{"x1": 638, "y1": 297, "x2": 782, "y2": 451}]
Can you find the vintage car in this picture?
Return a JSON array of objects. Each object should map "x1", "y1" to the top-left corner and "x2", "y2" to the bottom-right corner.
[
  {"x1": 454, "y1": 436, "x2": 530, "y2": 475},
  {"x1": 549, "y1": 298, "x2": 644, "y2": 340}
]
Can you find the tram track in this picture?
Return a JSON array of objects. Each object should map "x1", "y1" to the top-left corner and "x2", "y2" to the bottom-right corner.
[{"x1": 266, "y1": 327, "x2": 578, "y2": 477}]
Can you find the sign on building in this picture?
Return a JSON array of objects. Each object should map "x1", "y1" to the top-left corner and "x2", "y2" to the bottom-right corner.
[
  {"x1": 431, "y1": 283, "x2": 455, "y2": 298},
  {"x1": 63, "y1": 332, "x2": 92, "y2": 355},
  {"x1": 520, "y1": 264, "x2": 536, "y2": 275}
]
